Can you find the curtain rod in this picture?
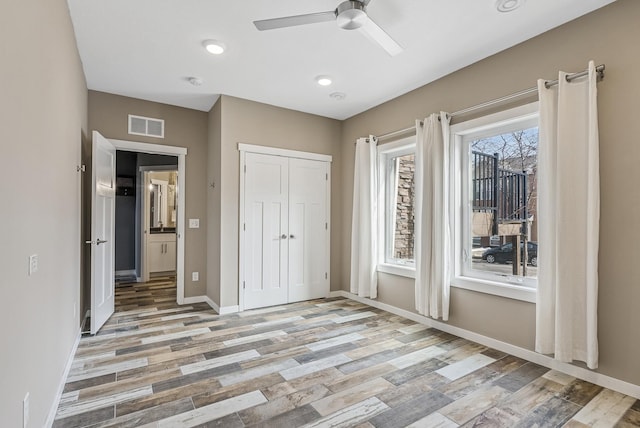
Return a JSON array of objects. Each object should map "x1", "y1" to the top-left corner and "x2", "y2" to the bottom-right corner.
[{"x1": 363, "y1": 64, "x2": 605, "y2": 143}]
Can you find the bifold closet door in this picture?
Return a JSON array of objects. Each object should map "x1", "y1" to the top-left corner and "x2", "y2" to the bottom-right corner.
[
  {"x1": 288, "y1": 158, "x2": 329, "y2": 303},
  {"x1": 243, "y1": 153, "x2": 329, "y2": 310},
  {"x1": 244, "y1": 153, "x2": 289, "y2": 309}
]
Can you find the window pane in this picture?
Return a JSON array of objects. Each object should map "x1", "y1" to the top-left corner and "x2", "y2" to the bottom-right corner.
[
  {"x1": 389, "y1": 153, "x2": 415, "y2": 264},
  {"x1": 469, "y1": 127, "x2": 538, "y2": 279}
]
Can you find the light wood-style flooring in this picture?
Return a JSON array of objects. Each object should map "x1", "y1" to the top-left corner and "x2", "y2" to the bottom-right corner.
[{"x1": 53, "y1": 278, "x2": 640, "y2": 427}]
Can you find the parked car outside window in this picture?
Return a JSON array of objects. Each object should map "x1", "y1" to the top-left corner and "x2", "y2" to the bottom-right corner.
[{"x1": 481, "y1": 241, "x2": 537, "y2": 266}]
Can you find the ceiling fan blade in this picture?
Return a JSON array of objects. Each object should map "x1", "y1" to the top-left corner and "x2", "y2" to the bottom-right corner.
[
  {"x1": 359, "y1": 16, "x2": 403, "y2": 56},
  {"x1": 254, "y1": 11, "x2": 336, "y2": 31}
]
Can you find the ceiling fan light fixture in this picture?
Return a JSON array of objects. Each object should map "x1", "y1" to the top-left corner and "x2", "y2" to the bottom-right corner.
[
  {"x1": 316, "y1": 75, "x2": 333, "y2": 86},
  {"x1": 203, "y1": 40, "x2": 226, "y2": 55},
  {"x1": 252, "y1": 0, "x2": 403, "y2": 55},
  {"x1": 495, "y1": 0, "x2": 525, "y2": 13},
  {"x1": 336, "y1": 1, "x2": 367, "y2": 30}
]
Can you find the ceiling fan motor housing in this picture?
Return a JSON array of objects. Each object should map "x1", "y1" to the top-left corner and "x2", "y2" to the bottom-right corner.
[{"x1": 336, "y1": 1, "x2": 367, "y2": 30}]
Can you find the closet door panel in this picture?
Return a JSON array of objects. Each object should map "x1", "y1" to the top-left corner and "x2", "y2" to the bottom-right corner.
[
  {"x1": 244, "y1": 153, "x2": 289, "y2": 309},
  {"x1": 288, "y1": 158, "x2": 329, "y2": 302}
]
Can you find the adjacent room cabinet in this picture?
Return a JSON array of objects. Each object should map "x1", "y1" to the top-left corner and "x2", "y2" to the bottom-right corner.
[
  {"x1": 147, "y1": 233, "x2": 177, "y2": 273},
  {"x1": 239, "y1": 144, "x2": 331, "y2": 310}
]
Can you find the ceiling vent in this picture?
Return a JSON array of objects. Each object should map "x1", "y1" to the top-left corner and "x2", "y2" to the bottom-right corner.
[{"x1": 128, "y1": 114, "x2": 165, "y2": 138}]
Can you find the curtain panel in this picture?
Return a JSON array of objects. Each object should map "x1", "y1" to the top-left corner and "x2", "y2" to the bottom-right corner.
[
  {"x1": 350, "y1": 136, "x2": 379, "y2": 298},
  {"x1": 536, "y1": 61, "x2": 600, "y2": 369},
  {"x1": 415, "y1": 113, "x2": 451, "y2": 320}
]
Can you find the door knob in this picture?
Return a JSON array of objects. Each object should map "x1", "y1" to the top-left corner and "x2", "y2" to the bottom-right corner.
[
  {"x1": 281, "y1": 234, "x2": 288, "y2": 239},
  {"x1": 289, "y1": 235, "x2": 295, "y2": 239}
]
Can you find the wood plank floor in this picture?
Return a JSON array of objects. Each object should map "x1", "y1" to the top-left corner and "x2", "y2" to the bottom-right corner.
[{"x1": 54, "y1": 278, "x2": 640, "y2": 427}]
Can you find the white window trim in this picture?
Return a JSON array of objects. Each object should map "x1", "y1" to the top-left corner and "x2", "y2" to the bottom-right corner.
[
  {"x1": 450, "y1": 102, "x2": 539, "y2": 303},
  {"x1": 377, "y1": 136, "x2": 416, "y2": 277},
  {"x1": 377, "y1": 263, "x2": 416, "y2": 279}
]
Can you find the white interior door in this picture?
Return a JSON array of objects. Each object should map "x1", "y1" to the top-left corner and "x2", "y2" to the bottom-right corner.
[
  {"x1": 288, "y1": 158, "x2": 329, "y2": 302},
  {"x1": 244, "y1": 153, "x2": 289, "y2": 309},
  {"x1": 90, "y1": 131, "x2": 116, "y2": 334}
]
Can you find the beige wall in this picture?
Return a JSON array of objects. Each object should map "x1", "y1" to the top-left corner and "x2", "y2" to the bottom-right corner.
[
  {"x1": 88, "y1": 91, "x2": 209, "y2": 298},
  {"x1": 341, "y1": 0, "x2": 640, "y2": 385},
  {"x1": 0, "y1": 0, "x2": 88, "y2": 426},
  {"x1": 211, "y1": 96, "x2": 342, "y2": 307}
]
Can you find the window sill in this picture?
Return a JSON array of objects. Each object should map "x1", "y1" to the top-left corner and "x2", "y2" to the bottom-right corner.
[
  {"x1": 451, "y1": 276, "x2": 536, "y2": 303},
  {"x1": 377, "y1": 263, "x2": 416, "y2": 279}
]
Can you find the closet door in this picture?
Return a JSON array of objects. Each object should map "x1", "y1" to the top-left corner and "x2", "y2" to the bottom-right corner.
[
  {"x1": 288, "y1": 158, "x2": 329, "y2": 302},
  {"x1": 244, "y1": 153, "x2": 289, "y2": 309}
]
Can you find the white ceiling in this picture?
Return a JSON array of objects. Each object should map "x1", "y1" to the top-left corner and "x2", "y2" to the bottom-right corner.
[{"x1": 67, "y1": 0, "x2": 616, "y2": 120}]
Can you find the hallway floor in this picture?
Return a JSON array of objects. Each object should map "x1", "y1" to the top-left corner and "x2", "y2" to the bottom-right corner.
[{"x1": 53, "y1": 278, "x2": 640, "y2": 427}]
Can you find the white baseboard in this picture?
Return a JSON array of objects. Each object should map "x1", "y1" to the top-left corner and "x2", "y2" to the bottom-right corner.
[
  {"x1": 45, "y1": 327, "x2": 82, "y2": 427},
  {"x1": 219, "y1": 305, "x2": 240, "y2": 315},
  {"x1": 182, "y1": 295, "x2": 210, "y2": 305},
  {"x1": 182, "y1": 295, "x2": 239, "y2": 315},
  {"x1": 330, "y1": 290, "x2": 640, "y2": 400},
  {"x1": 115, "y1": 269, "x2": 136, "y2": 277}
]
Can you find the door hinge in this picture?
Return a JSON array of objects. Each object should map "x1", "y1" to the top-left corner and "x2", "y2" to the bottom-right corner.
[
  {"x1": 76, "y1": 165, "x2": 86, "y2": 173},
  {"x1": 325, "y1": 222, "x2": 328, "y2": 230},
  {"x1": 243, "y1": 281, "x2": 246, "y2": 290},
  {"x1": 325, "y1": 272, "x2": 328, "y2": 279},
  {"x1": 243, "y1": 223, "x2": 246, "y2": 231},
  {"x1": 325, "y1": 173, "x2": 328, "y2": 181},
  {"x1": 244, "y1": 165, "x2": 247, "y2": 173}
]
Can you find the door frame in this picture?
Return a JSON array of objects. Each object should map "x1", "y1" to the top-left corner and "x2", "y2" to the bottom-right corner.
[
  {"x1": 238, "y1": 143, "x2": 332, "y2": 312},
  {"x1": 110, "y1": 138, "x2": 188, "y2": 305}
]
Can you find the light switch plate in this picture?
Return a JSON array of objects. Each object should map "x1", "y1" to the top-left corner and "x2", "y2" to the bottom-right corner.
[
  {"x1": 192, "y1": 272, "x2": 199, "y2": 281},
  {"x1": 189, "y1": 219, "x2": 200, "y2": 228}
]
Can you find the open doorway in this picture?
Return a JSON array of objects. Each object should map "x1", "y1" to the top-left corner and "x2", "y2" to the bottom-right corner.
[
  {"x1": 110, "y1": 139, "x2": 187, "y2": 305},
  {"x1": 82, "y1": 135, "x2": 187, "y2": 335},
  {"x1": 115, "y1": 151, "x2": 179, "y2": 284}
]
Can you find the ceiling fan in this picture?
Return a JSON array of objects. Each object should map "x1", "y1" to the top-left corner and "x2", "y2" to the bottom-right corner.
[{"x1": 253, "y1": 0, "x2": 403, "y2": 56}]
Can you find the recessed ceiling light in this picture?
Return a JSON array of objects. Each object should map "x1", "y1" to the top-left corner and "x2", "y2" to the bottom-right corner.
[
  {"x1": 316, "y1": 75, "x2": 332, "y2": 86},
  {"x1": 329, "y1": 92, "x2": 346, "y2": 101},
  {"x1": 495, "y1": 0, "x2": 525, "y2": 12},
  {"x1": 203, "y1": 40, "x2": 226, "y2": 55}
]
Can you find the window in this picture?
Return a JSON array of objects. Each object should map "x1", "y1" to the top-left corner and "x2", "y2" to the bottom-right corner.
[
  {"x1": 451, "y1": 103, "x2": 539, "y2": 301},
  {"x1": 377, "y1": 137, "x2": 416, "y2": 275}
]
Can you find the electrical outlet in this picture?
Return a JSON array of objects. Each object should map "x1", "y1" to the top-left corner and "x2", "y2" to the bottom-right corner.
[
  {"x1": 192, "y1": 272, "x2": 199, "y2": 281},
  {"x1": 23, "y1": 392, "x2": 29, "y2": 428},
  {"x1": 28, "y1": 254, "x2": 38, "y2": 276},
  {"x1": 189, "y1": 219, "x2": 200, "y2": 228}
]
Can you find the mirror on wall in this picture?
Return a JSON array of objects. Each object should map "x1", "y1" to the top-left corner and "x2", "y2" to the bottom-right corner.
[{"x1": 147, "y1": 170, "x2": 177, "y2": 231}]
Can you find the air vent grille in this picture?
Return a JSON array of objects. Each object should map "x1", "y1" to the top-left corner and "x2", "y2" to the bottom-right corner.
[{"x1": 128, "y1": 114, "x2": 164, "y2": 138}]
